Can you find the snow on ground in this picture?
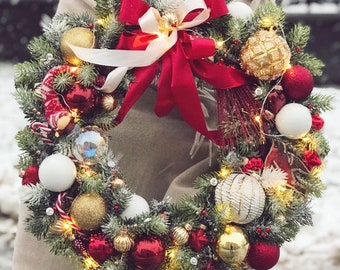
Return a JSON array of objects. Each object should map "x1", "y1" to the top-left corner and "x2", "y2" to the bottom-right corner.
[{"x1": 0, "y1": 61, "x2": 339, "y2": 269}]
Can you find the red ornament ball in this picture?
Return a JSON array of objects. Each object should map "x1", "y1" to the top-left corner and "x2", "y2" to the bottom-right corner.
[
  {"x1": 63, "y1": 83, "x2": 97, "y2": 115},
  {"x1": 88, "y1": 233, "x2": 115, "y2": 264},
  {"x1": 130, "y1": 236, "x2": 165, "y2": 270},
  {"x1": 246, "y1": 242, "x2": 280, "y2": 270},
  {"x1": 22, "y1": 165, "x2": 40, "y2": 185},
  {"x1": 281, "y1": 65, "x2": 314, "y2": 101}
]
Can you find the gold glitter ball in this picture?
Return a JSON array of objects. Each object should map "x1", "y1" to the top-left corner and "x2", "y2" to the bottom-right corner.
[
  {"x1": 240, "y1": 29, "x2": 291, "y2": 81},
  {"x1": 70, "y1": 193, "x2": 106, "y2": 231},
  {"x1": 60, "y1": 27, "x2": 94, "y2": 66}
]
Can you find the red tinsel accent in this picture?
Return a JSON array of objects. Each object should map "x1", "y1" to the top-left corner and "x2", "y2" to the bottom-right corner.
[
  {"x1": 188, "y1": 228, "x2": 209, "y2": 252},
  {"x1": 242, "y1": 157, "x2": 264, "y2": 173},
  {"x1": 302, "y1": 150, "x2": 322, "y2": 170},
  {"x1": 311, "y1": 113, "x2": 325, "y2": 130},
  {"x1": 22, "y1": 165, "x2": 39, "y2": 185}
]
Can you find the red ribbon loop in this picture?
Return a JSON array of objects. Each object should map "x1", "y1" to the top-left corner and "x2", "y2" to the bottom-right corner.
[{"x1": 115, "y1": 0, "x2": 249, "y2": 145}]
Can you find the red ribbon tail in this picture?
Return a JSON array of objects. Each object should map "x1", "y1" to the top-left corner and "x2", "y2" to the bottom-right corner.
[{"x1": 115, "y1": 63, "x2": 158, "y2": 124}]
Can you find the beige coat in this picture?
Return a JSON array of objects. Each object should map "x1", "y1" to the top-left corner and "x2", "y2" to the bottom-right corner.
[{"x1": 12, "y1": 0, "x2": 271, "y2": 269}]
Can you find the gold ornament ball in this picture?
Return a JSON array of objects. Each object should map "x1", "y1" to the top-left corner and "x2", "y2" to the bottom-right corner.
[
  {"x1": 113, "y1": 228, "x2": 134, "y2": 252},
  {"x1": 240, "y1": 29, "x2": 291, "y2": 81},
  {"x1": 101, "y1": 94, "x2": 117, "y2": 111},
  {"x1": 70, "y1": 193, "x2": 106, "y2": 231},
  {"x1": 215, "y1": 225, "x2": 249, "y2": 265},
  {"x1": 172, "y1": 225, "x2": 191, "y2": 245},
  {"x1": 60, "y1": 27, "x2": 94, "y2": 65}
]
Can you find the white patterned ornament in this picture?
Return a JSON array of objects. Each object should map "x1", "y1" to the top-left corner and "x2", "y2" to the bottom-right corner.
[{"x1": 215, "y1": 173, "x2": 265, "y2": 224}]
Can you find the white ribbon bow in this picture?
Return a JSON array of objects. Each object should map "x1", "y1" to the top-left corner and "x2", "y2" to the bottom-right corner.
[{"x1": 69, "y1": 0, "x2": 210, "y2": 93}]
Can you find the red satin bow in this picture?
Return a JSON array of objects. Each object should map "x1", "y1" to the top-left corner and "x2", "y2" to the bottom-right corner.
[{"x1": 115, "y1": 0, "x2": 249, "y2": 145}]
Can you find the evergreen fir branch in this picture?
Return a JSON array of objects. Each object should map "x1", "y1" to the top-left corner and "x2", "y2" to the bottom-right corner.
[
  {"x1": 14, "y1": 61, "x2": 44, "y2": 89},
  {"x1": 15, "y1": 127, "x2": 52, "y2": 158},
  {"x1": 226, "y1": 18, "x2": 248, "y2": 43},
  {"x1": 20, "y1": 183, "x2": 51, "y2": 209},
  {"x1": 15, "y1": 154, "x2": 35, "y2": 171},
  {"x1": 53, "y1": 72, "x2": 76, "y2": 93},
  {"x1": 286, "y1": 24, "x2": 310, "y2": 50},
  {"x1": 86, "y1": 110, "x2": 118, "y2": 131},
  {"x1": 77, "y1": 64, "x2": 98, "y2": 87},
  {"x1": 165, "y1": 246, "x2": 200, "y2": 270},
  {"x1": 291, "y1": 52, "x2": 324, "y2": 77},
  {"x1": 27, "y1": 36, "x2": 63, "y2": 65},
  {"x1": 13, "y1": 86, "x2": 44, "y2": 122},
  {"x1": 95, "y1": 0, "x2": 119, "y2": 18},
  {"x1": 25, "y1": 213, "x2": 55, "y2": 240},
  {"x1": 285, "y1": 199, "x2": 314, "y2": 227},
  {"x1": 101, "y1": 260, "x2": 126, "y2": 270},
  {"x1": 295, "y1": 174, "x2": 326, "y2": 198},
  {"x1": 96, "y1": 14, "x2": 123, "y2": 49},
  {"x1": 44, "y1": 233, "x2": 74, "y2": 256},
  {"x1": 129, "y1": 214, "x2": 169, "y2": 237},
  {"x1": 79, "y1": 176, "x2": 107, "y2": 194},
  {"x1": 101, "y1": 214, "x2": 124, "y2": 238},
  {"x1": 304, "y1": 93, "x2": 334, "y2": 113}
]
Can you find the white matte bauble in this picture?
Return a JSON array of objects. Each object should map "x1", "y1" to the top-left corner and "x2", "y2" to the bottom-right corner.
[
  {"x1": 215, "y1": 173, "x2": 265, "y2": 224},
  {"x1": 275, "y1": 103, "x2": 312, "y2": 139},
  {"x1": 120, "y1": 194, "x2": 150, "y2": 219},
  {"x1": 227, "y1": 1, "x2": 253, "y2": 20},
  {"x1": 38, "y1": 153, "x2": 77, "y2": 192}
]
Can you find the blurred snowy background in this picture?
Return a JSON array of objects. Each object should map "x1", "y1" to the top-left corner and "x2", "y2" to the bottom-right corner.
[{"x1": 0, "y1": 0, "x2": 340, "y2": 269}]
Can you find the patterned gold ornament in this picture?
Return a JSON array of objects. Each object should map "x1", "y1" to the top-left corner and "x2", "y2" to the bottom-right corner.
[
  {"x1": 101, "y1": 94, "x2": 117, "y2": 111},
  {"x1": 215, "y1": 173, "x2": 265, "y2": 224},
  {"x1": 172, "y1": 224, "x2": 192, "y2": 245},
  {"x1": 110, "y1": 177, "x2": 126, "y2": 188},
  {"x1": 240, "y1": 29, "x2": 291, "y2": 80},
  {"x1": 70, "y1": 193, "x2": 106, "y2": 231},
  {"x1": 215, "y1": 225, "x2": 249, "y2": 265},
  {"x1": 113, "y1": 228, "x2": 134, "y2": 252},
  {"x1": 60, "y1": 27, "x2": 95, "y2": 65}
]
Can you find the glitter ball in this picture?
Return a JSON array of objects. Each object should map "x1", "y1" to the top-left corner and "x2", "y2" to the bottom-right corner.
[
  {"x1": 210, "y1": 177, "x2": 218, "y2": 186},
  {"x1": 190, "y1": 257, "x2": 198, "y2": 265},
  {"x1": 108, "y1": 160, "x2": 116, "y2": 168},
  {"x1": 46, "y1": 207, "x2": 55, "y2": 216},
  {"x1": 254, "y1": 87, "x2": 263, "y2": 96}
]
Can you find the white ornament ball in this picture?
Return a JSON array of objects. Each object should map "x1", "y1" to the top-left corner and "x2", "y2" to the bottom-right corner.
[
  {"x1": 275, "y1": 103, "x2": 312, "y2": 139},
  {"x1": 215, "y1": 173, "x2": 265, "y2": 224},
  {"x1": 120, "y1": 194, "x2": 150, "y2": 219},
  {"x1": 38, "y1": 153, "x2": 77, "y2": 192},
  {"x1": 227, "y1": 1, "x2": 253, "y2": 20}
]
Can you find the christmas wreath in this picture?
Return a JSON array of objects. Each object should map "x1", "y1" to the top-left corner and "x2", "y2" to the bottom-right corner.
[{"x1": 14, "y1": 0, "x2": 333, "y2": 269}]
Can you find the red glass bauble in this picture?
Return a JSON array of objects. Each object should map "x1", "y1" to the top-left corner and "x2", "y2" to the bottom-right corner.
[
  {"x1": 22, "y1": 165, "x2": 39, "y2": 185},
  {"x1": 281, "y1": 65, "x2": 314, "y2": 101},
  {"x1": 246, "y1": 242, "x2": 280, "y2": 270},
  {"x1": 130, "y1": 236, "x2": 165, "y2": 270},
  {"x1": 188, "y1": 228, "x2": 209, "y2": 252},
  {"x1": 88, "y1": 233, "x2": 115, "y2": 264},
  {"x1": 63, "y1": 83, "x2": 97, "y2": 115}
]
